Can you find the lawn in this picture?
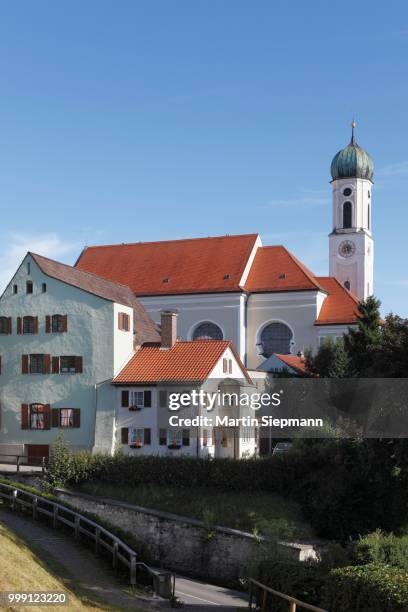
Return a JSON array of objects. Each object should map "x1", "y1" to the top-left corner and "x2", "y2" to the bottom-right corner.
[{"x1": 77, "y1": 482, "x2": 313, "y2": 540}]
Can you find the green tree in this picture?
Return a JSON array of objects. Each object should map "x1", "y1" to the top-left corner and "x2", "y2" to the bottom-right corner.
[
  {"x1": 305, "y1": 337, "x2": 350, "y2": 378},
  {"x1": 343, "y1": 296, "x2": 382, "y2": 376}
]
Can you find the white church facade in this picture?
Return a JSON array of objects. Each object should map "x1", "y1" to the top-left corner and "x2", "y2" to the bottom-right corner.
[{"x1": 0, "y1": 125, "x2": 374, "y2": 460}]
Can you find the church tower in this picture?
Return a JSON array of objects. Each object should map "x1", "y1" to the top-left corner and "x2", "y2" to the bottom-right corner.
[{"x1": 329, "y1": 122, "x2": 374, "y2": 301}]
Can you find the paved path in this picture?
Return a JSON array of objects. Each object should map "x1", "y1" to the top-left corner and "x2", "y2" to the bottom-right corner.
[{"x1": 0, "y1": 509, "x2": 248, "y2": 611}]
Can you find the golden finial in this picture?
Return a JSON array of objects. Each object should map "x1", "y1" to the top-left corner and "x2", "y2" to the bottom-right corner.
[{"x1": 351, "y1": 117, "x2": 356, "y2": 144}]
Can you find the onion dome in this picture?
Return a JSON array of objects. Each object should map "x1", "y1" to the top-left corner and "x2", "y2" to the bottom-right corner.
[{"x1": 331, "y1": 122, "x2": 374, "y2": 181}]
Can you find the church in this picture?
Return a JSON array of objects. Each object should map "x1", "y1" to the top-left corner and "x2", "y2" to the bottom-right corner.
[
  {"x1": 75, "y1": 123, "x2": 373, "y2": 369},
  {"x1": 0, "y1": 125, "x2": 374, "y2": 461}
]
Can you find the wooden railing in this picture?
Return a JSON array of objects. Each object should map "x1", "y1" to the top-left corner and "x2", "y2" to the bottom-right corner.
[
  {"x1": 0, "y1": 454, "x2": 48, "y2": 472},
  {"x1": 0, "y1": 481, "x2": 173, "y2": 597},
  {"x1": 248, "y1": 578, "x2": 328, "y2": 612}
]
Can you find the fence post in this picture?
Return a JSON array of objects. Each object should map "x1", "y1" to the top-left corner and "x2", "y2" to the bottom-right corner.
[
  {"x1": 32, "y1": 497, "x2": 38, "y2": 520},
  {"x1": 16, "y1": 455, "x2": 20, "y2": 473},
  {"x1": 42, "y1": 457, "x2": 46, "y2": 473},
  {"x1": 112, "y1": 541, "x2": 118, "y2": 569},
  {"x1": 53, "y1": 505, "x2": 58, "y2": 529},
  {"x1": 249, "y1": 580, "x2": 253, "y2": 610},
  {"x1": 289, "y1": 602, "x2": 297, "y2": 612},
  {"x1": 130, "y1": 553, "x2": 137, "y2": 586}
]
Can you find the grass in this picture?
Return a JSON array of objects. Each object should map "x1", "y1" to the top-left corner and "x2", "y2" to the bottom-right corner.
[
  {"x1": 0, "y1": 517, "x2": 148, "y2": 611},
  {"x1": 0, "y1": 521, "x2": 111, "y2": 611},
  {"x1": 77, "y1": 482, "x2": 314, "y2": 540}
]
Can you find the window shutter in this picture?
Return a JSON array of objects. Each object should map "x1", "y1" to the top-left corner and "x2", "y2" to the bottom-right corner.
[
  {"x1": 52, "y1": 357, "x2": 60, "y2": 374},
  {"x1": 75, "y1": 356, "x2": 83, "y2": 373},
  {"x1": 121, "y1": 427, "x2": 128, "y2": 444},
  {"x1": 203, "y1": 429, "x2": 208, "y2": 446},
  {"x1": 73, "y1": 409, "x2": 81, "y2": 428},
  {"x1": 182, "y1": 429, "x2": 190, "y2": 446},
  {"x1": 118, "y1": 312, "x2": 122, "y2": 329},
  {"x1": 33, "y1": 317, "x2": 39, "y2": 334},
  {"x1": 144, "y1": 428, "x2": 151, "y2": 445},
  {"x1": 144, "y1": 390, "x2": 152, "y2": 408},
  {"x1": 159, "y1": 390, "x2": 167, "y2": 408},
  {"x1": 211, "y1": 429, "x2": 216, "y2": 446},
  {"x1": 121, "y1": 390, "x2": 129, "y2": 408},
  {"x1": 223, "y1": 358, "x2": 227, "y2": 373},
  {"x1": 43, "y1": 404, "x2": 51, "y2": 430},
  {"x1": 45, "y1": 316, "x2": 51, "y2": 333},
  {"x1": 43, "y1": 354, "x2": 51, "y2": 374},
  {"x1": 17, "y1": 317, "x2": 22, "y2": 335},
  {"x1": 62, "y1": 315, "x2": 68, "y2": 332},
  {"x1": 7, "y1": 317, "x2": 12, "y2": 334},
  {"x1": 21, "y1": 404, "x2": 29, "y2": 430},
  {"x1": 229, "y1": 360, "x2": 232, "y2": 374},
  {"x1": 21, "y1": 355, "x2": 29, "y2": 374},
  {"x1": 52, "y1": 408, "x2": 60, "y2": 428}
]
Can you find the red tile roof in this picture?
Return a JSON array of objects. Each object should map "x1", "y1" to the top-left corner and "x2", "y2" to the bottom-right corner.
[
  {"x1": 113, "y1": 339, "x2": 251, "y2": 384},
  {"x1": 244, "y1": 246, "x2": 324, "y2": 292},
  {"x1": 274, "y1": 354, "x2": 307, "y2": 374},
  {"x1": 315, "y1": 277, "x2": 360, "y2": 325},
  {"x1": 76, "y1": 234, "x2": 259, "y2": 296}
]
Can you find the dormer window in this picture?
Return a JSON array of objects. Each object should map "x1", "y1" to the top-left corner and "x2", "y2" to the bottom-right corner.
[{"x1": 26, "y1": 281, "x2": 33, "y2": 294}]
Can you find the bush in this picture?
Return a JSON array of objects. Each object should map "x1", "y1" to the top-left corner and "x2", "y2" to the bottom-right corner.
[
  {"x1": 256, "y1": 559, "x2": 326, "y2": 611},
  {"x1": 322, "y1": 564, "x2": 408, "y2": 612},
  {"x1": 46, "y1": 438, "x2": 408, "y2": 541},
  {"x1": 351, "y1": 531, "x2": 408, "y2": 571}
]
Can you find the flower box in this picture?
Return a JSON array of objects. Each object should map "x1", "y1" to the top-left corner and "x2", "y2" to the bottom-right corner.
[
  {"x1": 167, "y1": 444, "x2": 181, "y2": 450},
  {"x1": 129, "y1": 405, "x2": 142, "y2": 411}
]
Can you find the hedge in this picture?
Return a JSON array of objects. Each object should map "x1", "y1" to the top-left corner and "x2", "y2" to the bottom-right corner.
[
  {"x1": 47, "y1": 437, "x2": 408, "y2": 541},
  {"x1": 322, "y1": 564, "x2": 408, "y2": 612}
]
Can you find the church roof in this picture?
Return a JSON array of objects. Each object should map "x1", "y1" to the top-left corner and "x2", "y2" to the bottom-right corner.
[
  {"x1": 75, "y1": 234, "x2": 258, "y2": 296},
  {"x1": 112, "y1": 339, "x2": 251, "y2": 384},
  {"x1": 244, "y1": 246, "x2": 324, "y2": 293},
  {"x1": 314, "y1": 277, "x2": 360, "y2": 325}
]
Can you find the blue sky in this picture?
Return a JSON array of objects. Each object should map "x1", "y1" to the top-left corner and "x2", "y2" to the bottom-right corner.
[{"x1": 0, "y1": 1, "x2": 407, "y2": 314}]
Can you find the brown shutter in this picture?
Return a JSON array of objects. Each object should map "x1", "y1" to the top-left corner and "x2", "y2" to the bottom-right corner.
[
  {"x1": 22, "y1": 354, "x2": 29, "y2": 374},
  {"x1": 45, "y1": 316, "x2": 51, "y2": 333},
  {"x1": 73, "y1": 409, "x2": 81, "y2": 428},
  {"x1": 21, "y1": 404, "x2": 29, "y2": 430},
  {"x1": 43, "y1": 354, "x2": 51, "y2": 374},
  {"x1": 144, "y1": 428, "x2": 151, "y2": 445},
  {"x1": 17, "y1": 317, "x2": 22, "y2": 334},
  {"x1": 7, "y1": 317, "x2": 12, "y2": 334},
  {"x1": 52, "y1": 357, "x2": 60, "y2": 374},
  {"x1": 62, "y1": 315, "x2": 68, "y2": 332},
  {"x1": 121, "y1": 427, "x2": 128, "y2": 444},
  {"x1": 43, "y1": 404, "x2": 51, "y2": 430},
  {"x1": 118, "y1": 312, "x2": 122, "y2": 330},
  {"x1": 144, "y1": 390, "x2": 152, "y2": 407},
  {"x1": 33, "y1": 317, "x2": 39, "y2": 334},
  {"x1": 121, "y1": 390, "x2": 129, "y2": 407},
  {"x1": 75, "y1": 356, "x2": 83, "y2": 373},
  {"x1": 52, "y1": 408, "x2": 60, "y2": 428}
]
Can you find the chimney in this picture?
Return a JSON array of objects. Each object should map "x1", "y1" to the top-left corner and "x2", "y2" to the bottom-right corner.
[{"x1": 160, "y1": 310, "x2": 178, "y2": 349}]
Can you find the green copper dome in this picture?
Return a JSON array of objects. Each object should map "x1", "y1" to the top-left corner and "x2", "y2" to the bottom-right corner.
[{"x1": 331, "y1": 123, "x2": 374, "y2": 181}]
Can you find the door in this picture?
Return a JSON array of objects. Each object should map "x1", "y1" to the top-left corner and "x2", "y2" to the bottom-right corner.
[{"x1": 26, "y1": 444, "x2": 49, "y2": 466}]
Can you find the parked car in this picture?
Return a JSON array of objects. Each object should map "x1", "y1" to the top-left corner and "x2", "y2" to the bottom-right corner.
[{"x1": 272, "y1": 442, "x2": 293, "y2": 455}]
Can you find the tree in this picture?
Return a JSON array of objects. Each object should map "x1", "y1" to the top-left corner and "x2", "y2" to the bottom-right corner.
[
  {"x1": 306, "y1": 337, "x2": 350, "y2": 378},
  {"x1": 343, "y1": 296, "x2": 382, "y2": 376}
]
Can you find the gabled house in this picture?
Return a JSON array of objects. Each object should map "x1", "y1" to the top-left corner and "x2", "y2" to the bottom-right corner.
[
  {"x1": 0, "y1": 252, "x2": 159, "y2": 462},
  {"x1": 113, "y1": 311, "x2": 257, "y2": 459}
]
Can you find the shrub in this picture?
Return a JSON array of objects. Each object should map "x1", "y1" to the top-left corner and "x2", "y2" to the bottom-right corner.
[
  {"x1": 322, "y1": 564, "x2": 408, "y2": 612},
  {"x1": 351, "y1": 531, "x2": 408, "y2": 571}
]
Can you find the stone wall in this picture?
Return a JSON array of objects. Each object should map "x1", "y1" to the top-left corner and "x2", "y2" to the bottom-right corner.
[{"x1": 55, "y1": 489, "x2": 317, "y2": 585}]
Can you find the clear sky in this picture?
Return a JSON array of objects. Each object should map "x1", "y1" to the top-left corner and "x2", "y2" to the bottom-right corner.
[{"x1": 0, "y1": 1, "x2": 407, "y2": 315}]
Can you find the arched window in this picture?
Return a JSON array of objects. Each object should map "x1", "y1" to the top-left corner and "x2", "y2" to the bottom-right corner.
[
  {"x1": 0, "y1": 317, "x2": 9, "y2": 334},
  {"x1": 367, "y1": 204, "x2": 370, "y2": 230},
  {"x1": 193, "y1": 322, "x2": 223, "y2": 340},
  {"x1": 260, "y1": 322, "x2": 293, "y2": 357},
  {"x1": 343, "y1": 201, "x2": 352, "y2": 228},
  {"x1": 344, "y1": 281, "x2": 351, "y2": 291}
]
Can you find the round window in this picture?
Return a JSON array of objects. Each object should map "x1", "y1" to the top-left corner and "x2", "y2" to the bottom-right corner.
[{"x1": 343, "y1": 188, "x2": 352, "y2": 196}]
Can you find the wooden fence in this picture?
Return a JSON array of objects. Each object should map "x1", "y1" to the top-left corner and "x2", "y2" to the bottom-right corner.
[
  {"x1": 0, "y1": 454, "x2": 47, "y2": 472},
  {"x1": 248, "y1": 578, "x2": 328, "y2": 612},
  {"x1": 0, "y1": 481, "x2": 173, "y2": 597}
]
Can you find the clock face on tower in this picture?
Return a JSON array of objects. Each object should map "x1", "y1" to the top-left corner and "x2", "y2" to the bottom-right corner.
[{"x1": 338, "y1": 240, "x2": 356, "y2": 258}]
